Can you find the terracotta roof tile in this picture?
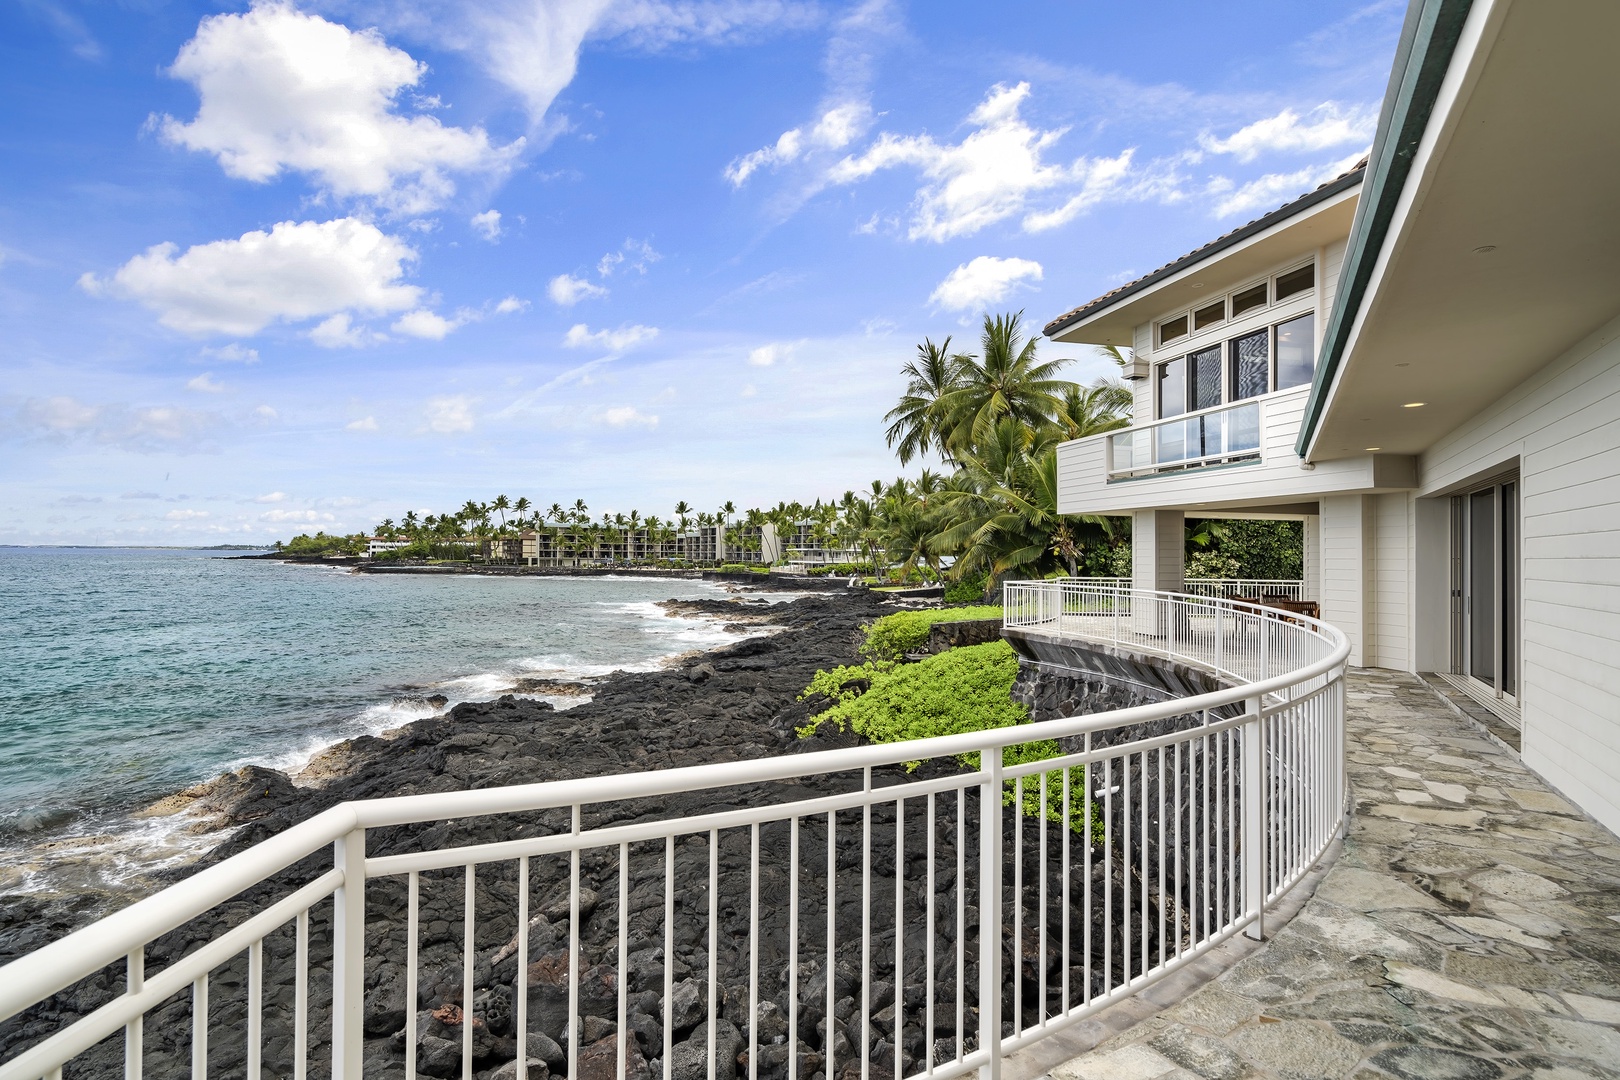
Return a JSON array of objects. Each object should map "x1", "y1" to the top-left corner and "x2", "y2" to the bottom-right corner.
[{"x1": 1043, "y1": 157, "x2": 1369, "y2": 339}]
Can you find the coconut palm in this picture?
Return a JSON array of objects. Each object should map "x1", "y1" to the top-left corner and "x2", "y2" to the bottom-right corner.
[
  {"x1": 1052, "y1": 379, "x2": 1134, "y2": 442},
  {"x1": 885, "y1": 337, "x2": 966, "y2": 466},
  {"x1": 943, "y1": 312, "x2": 1072, "y2": 459},
  {"x1": 491, "y1": 494, "x2": 511, "y2": 529}
]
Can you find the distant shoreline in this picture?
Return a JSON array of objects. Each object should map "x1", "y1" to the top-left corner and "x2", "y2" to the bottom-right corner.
[{"x1": 0, "y1": 544, "x2": 271, "y2": 551}]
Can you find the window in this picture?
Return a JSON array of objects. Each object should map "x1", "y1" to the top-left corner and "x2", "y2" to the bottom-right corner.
[
  {"x1": 1159, "y1": 314, "x2": 1188, "y2": 347},
  {"x1": 1190, "y1": 345, "x2": 1222, "y2": 411},
  {"x1": 1193, "y1": 299, "x2": 1225, "y2": 331},
  {"x1": 1229, "y1": 330, "x2": 1268, "y2": 401},
  {"x1": 1158, "y1": 355, "x2": 1186, "y2": 417},
  {"x1": 1231, "y1": 282, "x2": 1267, "y2": 317},
  {"x1": 1275, "y1": 312, "x2": 1316, "y2": 389},
  {"x1": 1275, "y1": 264, "x2": 1315, "y2": 301}
]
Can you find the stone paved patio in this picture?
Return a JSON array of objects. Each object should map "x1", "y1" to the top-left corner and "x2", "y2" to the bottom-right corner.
[{"x1": 1044, "y1": 669, "x2": 1620, "y2": 1080}]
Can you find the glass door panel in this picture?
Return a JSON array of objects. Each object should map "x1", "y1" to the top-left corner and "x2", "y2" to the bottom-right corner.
[
  {"x1": 1501, "y1": 481, "x2": 1517, "y2": 695},
  {"x1": 1468, "y1": 489, "x2": 1496, "y2": 682}
]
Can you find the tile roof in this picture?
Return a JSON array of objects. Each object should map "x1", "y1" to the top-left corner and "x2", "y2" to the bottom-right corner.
[{"x1": 1042, "y1": 157, "x2": 1369, "y2": 339}]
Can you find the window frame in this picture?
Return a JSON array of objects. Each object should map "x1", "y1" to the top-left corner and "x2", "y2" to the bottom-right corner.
[{"x1": 1150, "y1": 256, "x2": 1318, "y2": 364}]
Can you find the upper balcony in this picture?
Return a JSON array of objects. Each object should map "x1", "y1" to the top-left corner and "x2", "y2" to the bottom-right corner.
[{"x1": 1056, "y1": 385, "x2": 1418, "y2": 516}]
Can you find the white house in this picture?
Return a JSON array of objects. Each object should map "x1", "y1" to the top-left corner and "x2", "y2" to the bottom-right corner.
[{"x1": 1046, "y1": 0, "x2": 1620, "y2": 834}]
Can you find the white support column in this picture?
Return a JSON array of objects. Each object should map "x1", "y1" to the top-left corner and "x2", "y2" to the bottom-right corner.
[
  {"x1": 1132, "y1": 509, "x2": 1183, "y2": 636},
  {"x1": 1319, "y1": 496, "x2": 1373, "y2": 667},
  {"x1": 1302, "y1": 510, "x2": 1321, "y2": 603}
]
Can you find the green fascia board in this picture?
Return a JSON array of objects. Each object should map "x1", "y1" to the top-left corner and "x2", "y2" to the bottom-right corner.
[{"x1": 1295, "y1": 0, "x2": 1476, "y2": 459}]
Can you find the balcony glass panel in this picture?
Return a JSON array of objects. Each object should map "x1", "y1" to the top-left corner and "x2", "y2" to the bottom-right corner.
[{"x1": 1106, "y1": 398, "x2": 1262, "y2": 479}]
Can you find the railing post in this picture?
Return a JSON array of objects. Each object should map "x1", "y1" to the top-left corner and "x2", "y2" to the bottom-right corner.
[
  {"x1": 332, "y1": 827, "x2": 366, "y2": 1080},
  {"x1": 978, "y1": 747, "x2": 1003, "y2": 1080},
  {"x1": 1241, "y1": 697, "x2": 1265, "y2": 941}
]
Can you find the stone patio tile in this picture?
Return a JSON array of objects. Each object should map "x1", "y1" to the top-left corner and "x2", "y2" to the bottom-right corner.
[{"x1": 1031, "y1": 672, "x2": 1620, "y2": 1080}]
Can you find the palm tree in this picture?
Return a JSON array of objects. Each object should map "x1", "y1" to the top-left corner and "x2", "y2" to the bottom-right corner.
[
  {"x1": 885, "y1": 337, "x2": 966, "y2": 466},
  {"x1": 944, "y1": 312, "x2": 1072, "y2": 459},
  {"x1": 513, "y1": 497, "x2": 531, "y2": 529},
  {"x1": 674, "y1": 500, "x2": 692, "y2": 532},
  {"x1": 1052, "y1": 379, "x2": 1134, "y2": 442},
  {"x1": 491, "y1": 494, "x2": 512, "y2": 530}
]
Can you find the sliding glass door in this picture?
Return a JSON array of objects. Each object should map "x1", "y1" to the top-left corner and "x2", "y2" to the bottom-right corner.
[{"x1": 1453, "y1": 479, "x2": 1519, "y2": 698}]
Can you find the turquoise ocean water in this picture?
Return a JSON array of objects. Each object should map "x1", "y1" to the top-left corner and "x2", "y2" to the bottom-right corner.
[{"x1": 0, "y1": 549, "x2": 747, "y2": 894}]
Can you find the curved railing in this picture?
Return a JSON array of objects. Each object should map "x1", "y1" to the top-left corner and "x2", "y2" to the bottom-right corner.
[{"x1": 0, "y1": 588, "x2": 1349, "y2": 1080}]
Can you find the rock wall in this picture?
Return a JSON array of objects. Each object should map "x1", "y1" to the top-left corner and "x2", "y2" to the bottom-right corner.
[{"x1": 924, "y1": 617, "x2": 1003, "y2": 653}]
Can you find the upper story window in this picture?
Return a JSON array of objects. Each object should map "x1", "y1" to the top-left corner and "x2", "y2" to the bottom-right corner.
[
  {"x1": 1156, "y1": 311, "x2": 1317, "y2": 417},
  {"x1": 1154, "y1": 261, "x2": 1316, "y2": 351}
]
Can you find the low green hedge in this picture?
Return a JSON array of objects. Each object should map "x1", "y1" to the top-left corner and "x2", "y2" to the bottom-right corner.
[
  {"x1": 797, "y1": 641, "x2": 1099, "y2": 838},
  {"x1": 858, "y1": 604, "x2": 1002, "y2": 662}
]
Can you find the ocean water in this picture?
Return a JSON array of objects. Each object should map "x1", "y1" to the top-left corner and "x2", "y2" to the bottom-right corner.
[{"x1": 0, "y1": 548, "x2": 750, "y2": 894}]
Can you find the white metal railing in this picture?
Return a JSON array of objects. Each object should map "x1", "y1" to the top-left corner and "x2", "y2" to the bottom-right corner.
[
  {"x1": 0, "y1": 587, "x2": 1348, "y2": 1080},
  {"x1": 1107, "y1": 399, "x2": 1262, "y2": 479},
  {"x1": 1056, "y1": 579, "x2": 1305, "y2": 604}
]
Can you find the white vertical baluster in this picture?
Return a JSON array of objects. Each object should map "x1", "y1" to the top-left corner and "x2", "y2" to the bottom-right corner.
[
  {"x1": 925, "y1": 793, "x2": 935, "y2": 1076},
  {"x1": 620, "y1": 843, "x2": 631, "y2": 1080},
  {"x1": 893, "y1": 796, "x2": 904, "y2": 1080},
  {"x1": 708, "y1": 829, "x2": 718, "y2": 1080},
  {"x1": 664, "y1": 836, "x2": 675, "y2": 1080},
  {"x1": 332, "y1": 828, "x2": 365, "y2": 1080},
  {"x1": 464, "y1": 864, "x2": 476, "y2": 1080},
  {"x1": 192, "y1": 975, "x2": 208, "y2": 1080},
  {"x1": 1242, "y1": 695, "x2": 1264, "y2": 939},
  {"x1": 125, "y1": 948, "x2": 144, "y2": 1080},
  {"x1": 789, "y1": 820, "x2": 799, "y2": 1080},
  {"x1": 826, "y1": 811, "x2": 836, "y2": 1080},
  {"x1": 1011, "y1": 774, "x2": 1021, "y2": 1033},
  {"x1": 515, "y1": 860, "x2": 527, "y2": 1079},
  {"x1": 862, "y1": 770, "x2": 871, "y2": 1080},
  {"x1": 569, "y1": 808, "x2": 582, "y2": 1080},
  {"x1": 294, "y1": 909, "x2": 308, "y2": 1080},
  {"x1": 978, "y1": 748, "x2": 1003, "y2": 1080},
  {"x1": 749, "y1": 825, "x2": 760, "y2": 1080},
  {"x1": 247, "y1": 939, "x2": 262, "y2": 1080}
]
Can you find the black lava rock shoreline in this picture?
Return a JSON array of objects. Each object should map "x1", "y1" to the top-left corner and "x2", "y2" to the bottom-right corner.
[{"x1": 1, "y1": 589, "x2": 1159, "y2": 1080}]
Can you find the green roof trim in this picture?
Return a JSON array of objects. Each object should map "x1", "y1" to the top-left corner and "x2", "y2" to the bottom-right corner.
[{"x1": 1295, "y1": 0, "x2": 1476, "y2": 459}]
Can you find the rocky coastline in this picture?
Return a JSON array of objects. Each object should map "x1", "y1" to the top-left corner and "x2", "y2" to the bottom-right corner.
[{"x1": 0, "y1": 589, "x2": 1160, "y2": 1080}]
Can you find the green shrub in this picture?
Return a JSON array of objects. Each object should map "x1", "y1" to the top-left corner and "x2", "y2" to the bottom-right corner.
[
  {"x1": 807, "y1": 561, "x2": 875, "y2": 577},
  {"x1": 858, "y1": 604, "x2": 1002, "y2": 662},
  {"x1": 798, "y1": 641, "x2": 1099, "y2": 838},
  {"x1": 717, "y1": 563, "x2": 769, "y2": 574},
  {"x1": 944, "y1": 572, "x2": 990, "y2": 603}
]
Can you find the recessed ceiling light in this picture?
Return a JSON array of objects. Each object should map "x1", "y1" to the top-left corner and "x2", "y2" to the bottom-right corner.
[
  {"x1": 1404, "y1": 402, "x2": 1426, "y2": 408},
  {"x1": 1394, "y1": 362, "x2": 1410, "y2": 368},
  {"x1": 1365, "y1": 446, "x2": 1382, "y2": 451},
  {"x1": 1190, "y1": 282, "x2": 1205, "y2": 289},
  {"x1": 1472, "y1": 244, "x2": 1498, "y2": 255}
]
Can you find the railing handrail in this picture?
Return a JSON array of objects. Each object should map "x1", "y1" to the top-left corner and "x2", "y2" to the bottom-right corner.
[
  {"x1": 1106, "y1": 395, "x2": 1263, "y2": 442},
  {"x1": 0, "y1": 585, "x2": 1349, "y2": 1078}
]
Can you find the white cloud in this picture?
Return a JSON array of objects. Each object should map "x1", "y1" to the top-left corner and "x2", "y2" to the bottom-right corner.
[
  {"x1": 599, "y1": 405, "x2": 659, "y2": 428},
  {"x1": 1200, "y1": 103, "x2": 1375, "y2": 163},
  {"x1": 548, "y1": 273, "x2": 609, "y2": 306},
  {"x1": 595, "y1": 0, "x2": 821, "y2": 51},
  {"x1": 200, "y1": 342, "x2": 259, "y2": 364},
  {"x1": 186, "y1": 372, "x2": 226, "y2": 393},
  {"x1": 7, "y1": 397, "x2": 218, "y2": 452},
  {"x1": 423, "y1": 394, "x2": 476, "y2": 434},
  {"x1": 471, "y1": 209, "x2": 503, "y2": 241},
  {"x1": 747, "y1": 341, "x2": 799, "y2": 366},
  {"x1": 726, "y1": 100, "x2": 872, "y2": 185},
  {"x1": 827, "y1": 82, "x2": 1163, "y2": 242},
  {"x1": 494, "y1": 296, "x2": 528, "y2": 314},
  {"x1": 166, "y1": 509, "x2": 210, "y2": 521},
  {"x1": 740, "y1": 383, "x2": 757, "y2": 397},
  {"x1": 254, "y1": 491, "x2": 288, "y2": 502},
  {"x1": 1211, "y1": 150, "x2": 1367, "y2": 218},
  {"x1": 346, "y1": 416, "x2": 379, "y2": 432},
  {"x1": 597, "y1": 238, "x2": 661, "y2": 277},
  {"x1": 929, "y1": 256, "x2": 1043, "y2": 312},
  {"x1": 260, "y1": 508, "x2": 332, "y2": 523},
  {"x1": 159, "y1": 3, "x2": 521, "y2": 214},
  {"x1": 254, "y1": 405, "x2": 278, "y2": 420},
  {"x1": 82, "y1": 217, "x2": 421, "y2": 337},
  {"x1": 392, "y1": 308, "x2": 465, "y2": 340},
  {"x1": 309, "y1": 312, "x2": 383, "y2": 349},
  {"x1": 563, "y1": 323, "x2": 659, "y2": 351}
]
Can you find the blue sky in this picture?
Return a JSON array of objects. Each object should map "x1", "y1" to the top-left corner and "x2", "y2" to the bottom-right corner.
[{"x1": 0, "y1": 0, "x2": 1402, "y2": 545}]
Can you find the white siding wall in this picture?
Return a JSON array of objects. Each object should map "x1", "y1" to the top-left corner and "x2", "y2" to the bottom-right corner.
[
  {"x1": 1132, "y1": 322, "x2": 1154, "y2": 424},
  {"x1": 1371, "y1": 492, "x2": 1414, "y2": 671},
  {"x1": 1416, "y1": 309, "x2": 1620, "y2": 835},
  {"x1": 1303, "y1": 513, "x2": 1321, "y2": 602},
  {"x1": 1321, "y1": 495, "x2": 1369, "y2": 667}
]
